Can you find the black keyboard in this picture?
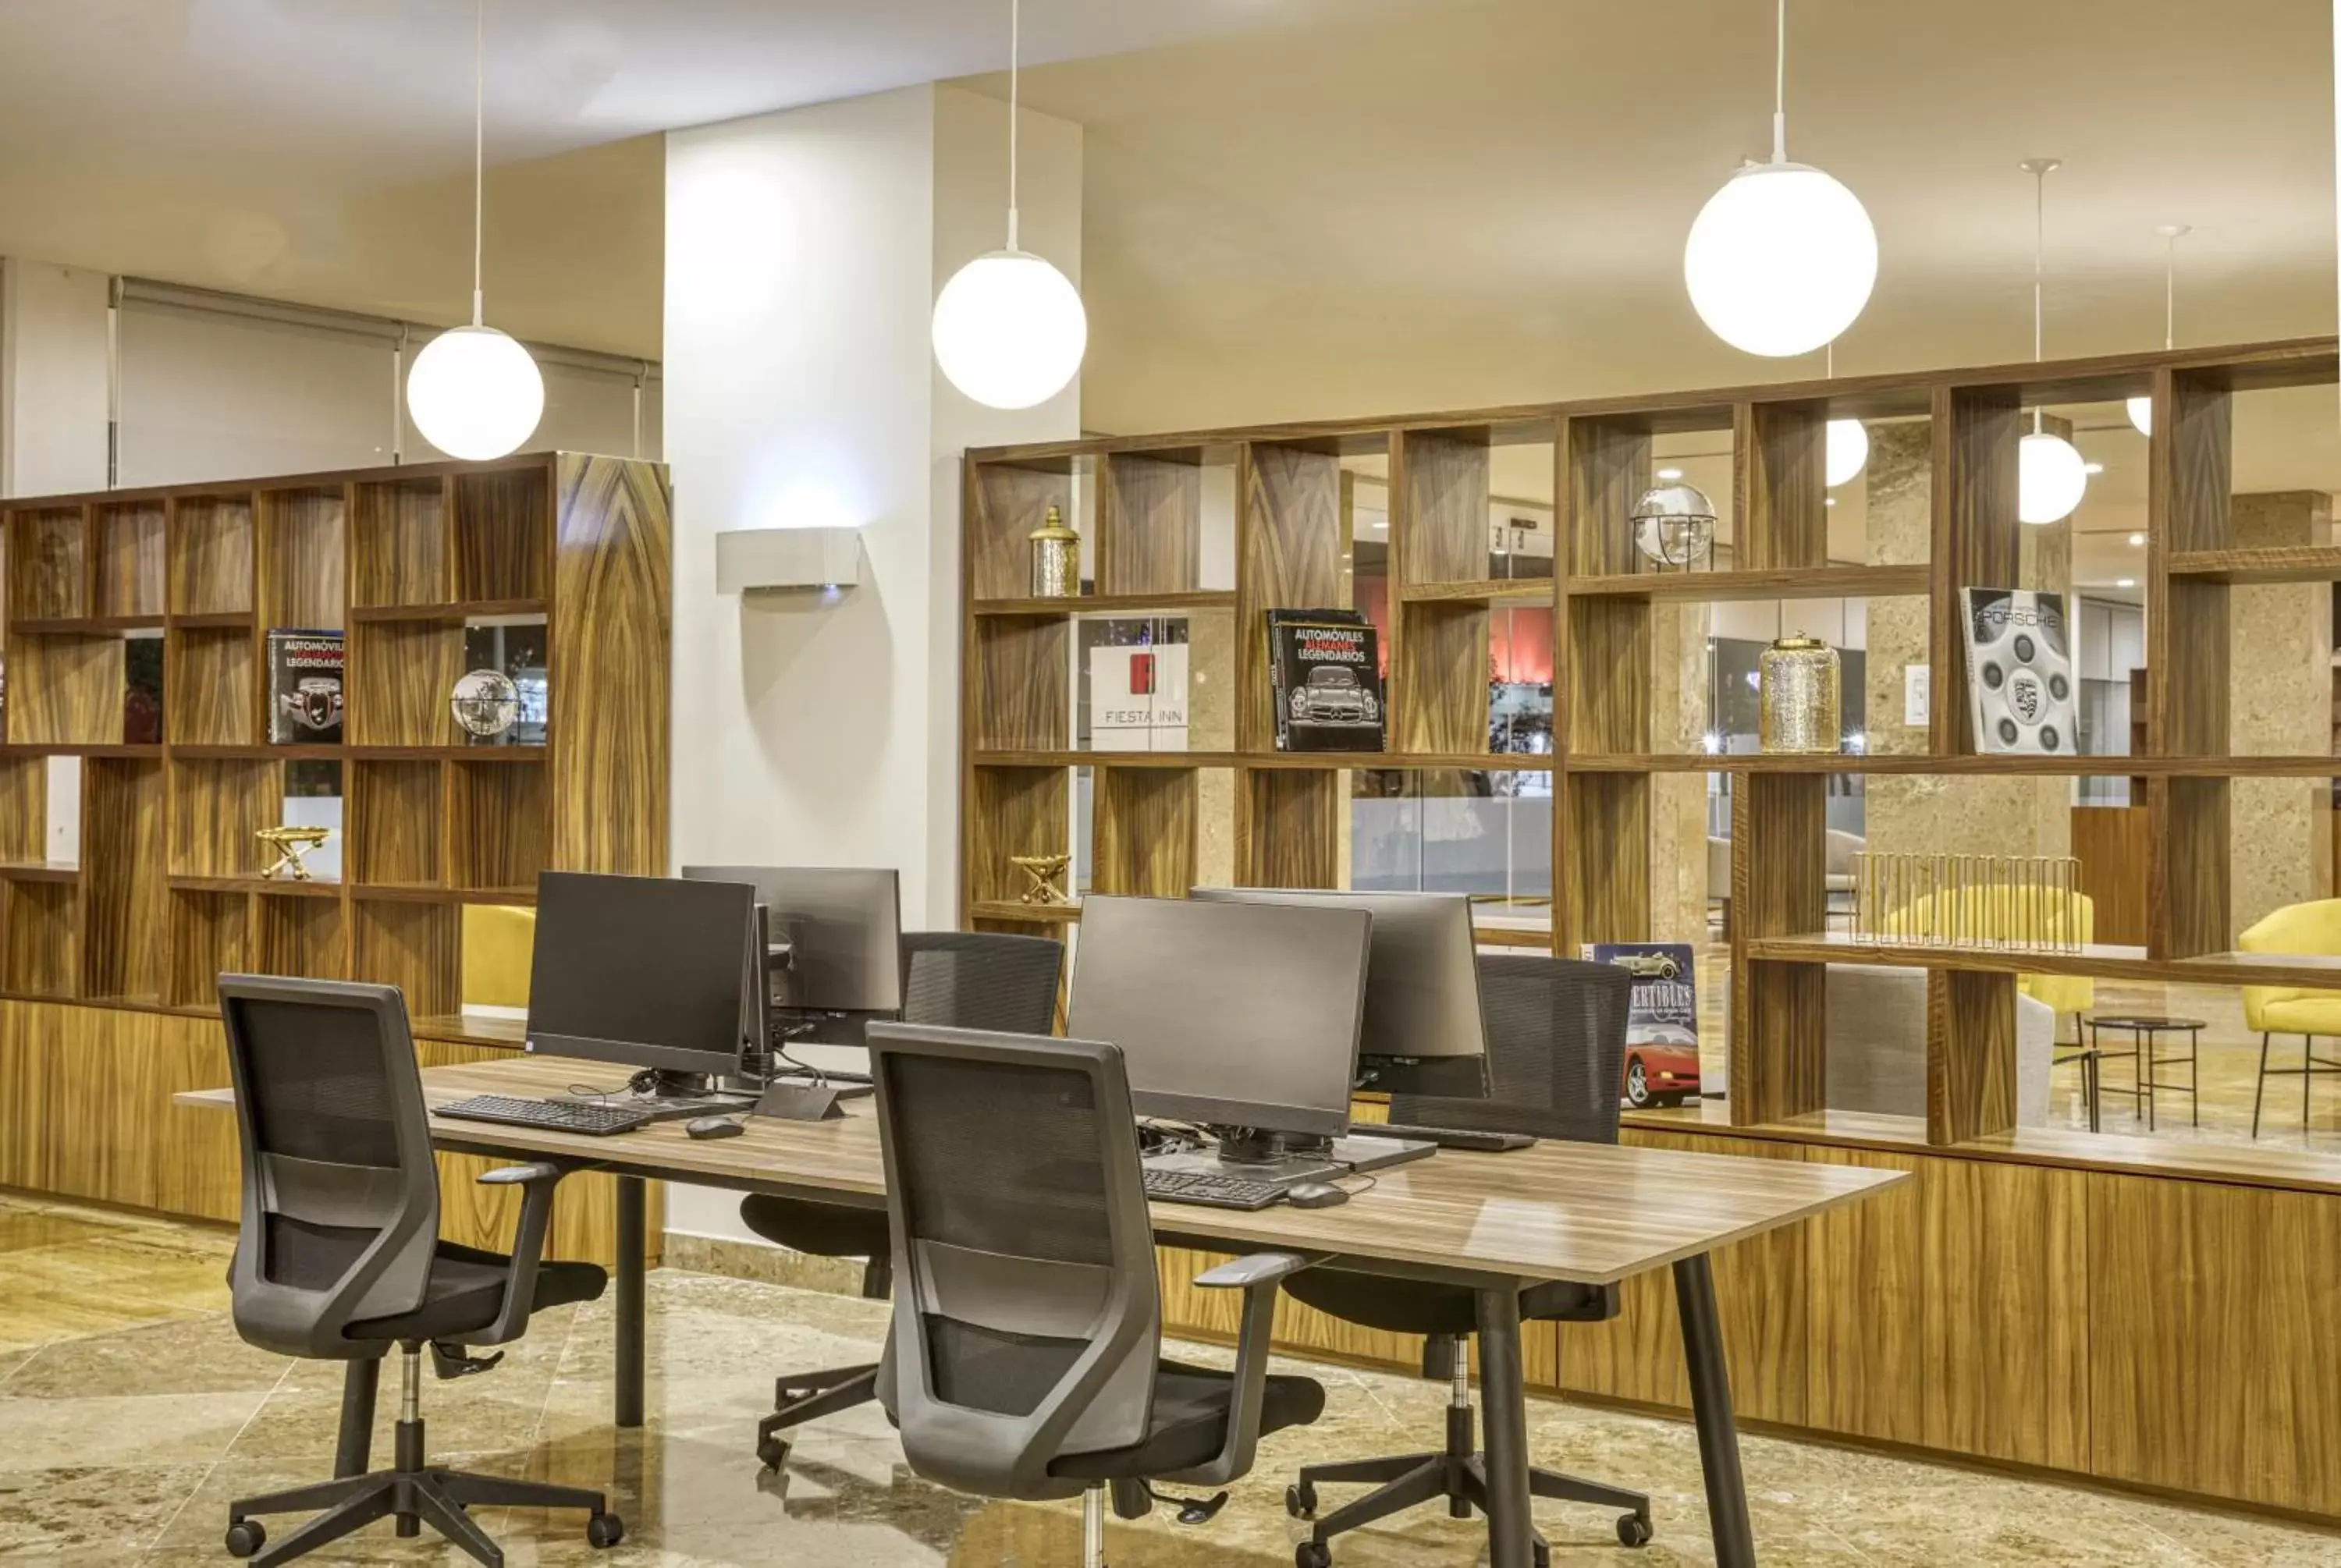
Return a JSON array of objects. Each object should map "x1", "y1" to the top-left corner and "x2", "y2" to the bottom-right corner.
[
  {"x1": 436, "y1": 1094, "x2": 654, "y2": 1136},
  {"x1": 1373, "y1": 1123, "x2": 1536, "y2": 1152},
  {"x1": 1141, "y1": 1168, "x2": 1288, "y2": 1211}
]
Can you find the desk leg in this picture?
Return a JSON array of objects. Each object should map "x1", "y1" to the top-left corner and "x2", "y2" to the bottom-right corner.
[
  {"x1": 1675, "y1": 1254, "x2": 1754, "y2": 1567},
  {"x1": 1472, "y1": 1287, "x2": 1533, "y2": 1568},
  {"x1": 615, "y1": 1176, "x2": 646, "y2": 1429}
]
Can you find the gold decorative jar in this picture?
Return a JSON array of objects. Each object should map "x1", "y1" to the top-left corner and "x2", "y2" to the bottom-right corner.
[
  {"x1": 1758, "y1": 635, "x2": 1841, "y2": 754},
  {"x1": 1028, "y1": 505, "x2": 1081, "y2": 598}
]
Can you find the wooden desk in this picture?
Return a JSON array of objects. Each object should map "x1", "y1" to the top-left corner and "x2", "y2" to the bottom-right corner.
[{"x1": 183, "y1": 1055, "x2": 1903, "y2": 1568}]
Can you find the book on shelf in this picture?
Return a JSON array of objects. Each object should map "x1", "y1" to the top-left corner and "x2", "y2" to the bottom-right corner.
[
  {"x1": 268, "y1": 630, "x2": 346, "y2": 744},
  {"x1": 1959, "y1": 588, "x2": 2076, "y2": 755},
  {"x1": 1266, "y1": 608, "x2": 1384, "y2": 753},
  {"x1": 1084, "y1": 617, "x2": 1189, "y2": 752}
]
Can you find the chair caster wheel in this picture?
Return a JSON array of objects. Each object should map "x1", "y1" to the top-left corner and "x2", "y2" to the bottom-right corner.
[
  {"x1": 225, "y1": 1519, "x2": 266, "y2": 1557},
  {"x1": 757, "y1": 1436, "x2": 790, "y2": 1471},
  {"x1": 587, "y1": 1511, "x2": 626, "y2": 1548},
  {"x1": 1295, "y1": 1541, "x2": 1332, "y2": 1568},
  {"x1": 1284, "y1": 1481, "x2": 1316, "y2": 1519},
  {"x1": 1617, "y1": 1513, "x2": 1654, "y2": 1547},
  {"x1": 1533, "y1": 1540, "x2": 1551, "y2": 1568}
]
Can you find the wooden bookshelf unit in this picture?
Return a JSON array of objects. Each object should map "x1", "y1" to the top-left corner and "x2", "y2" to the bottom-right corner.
[
  {"x1": 0, "y1": 452, "x2": 671, "y2": 1265},
  {"x1": 962, "y1": 336, "x2": 2341, "y2": 1521}
]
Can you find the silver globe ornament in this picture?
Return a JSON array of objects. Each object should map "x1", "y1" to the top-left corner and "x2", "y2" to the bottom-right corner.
[{"x1": 1630, "y1": 482, "x2": 1718, "y2": 571}]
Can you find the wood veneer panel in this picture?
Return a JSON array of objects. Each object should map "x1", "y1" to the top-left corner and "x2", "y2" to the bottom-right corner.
[
  {"x1": 1565, "y1": 596, "x2": 1650, "y2": 755},
  {"x1": 1238, "y1": 443, "x2": 1346, "y2": 750},
  {"x1": 169, "y1": 496, "x2": 254, "y2": 616},
  {"x1": 258, "y1": 487, "x2": 346, "y2": 631},
  {"x1": 1925, "y1": 968, "x2": 2016, "y2": 1144},
  {"x1": 1730, "y1": 773, "x2": 1827, "y2": 1124},
  {"x1": 551, "y1": 455, "x2": 670, "y2": 877},
  {"x1": 1734, "y1": 400, "x2": 1827, "y2": 570},
  {"x1": 2157, "y1": 580, "x2": 2229, "y2": 757},
  {"x1": 2, "y1": 879, "x2": 76, "y2": 997},
  {"x1": 353, "y1": 900, "x2": 459, "y2": 1017},
  {"x1": 1399, "y1": 429, "x2": 1491, "y2": 585},
  {"x1": 1394, "y1": 600, "x2": 1490, "y2": 755},
  {"x1": 1928, "y1": 385, "x2": 2023, "y2": 755},
  {"x1": 1803, "y1": 1143, "x2": 1926, "y2": 1445},
  {"x1": 1562, "y1": 417, "x2": 1650, "y2": 575},
  {"x1": 9, "y1": 507, "x2": 87, "y2": 621},
  {"x1": 2069, "y1": 804, "x2": 2149, "y2": 945},
  {"x1": 454, "y1": 466, "x2": 552, "y2": 602},
  {"x1": 972, "y1": 463, "x2": 1071, "y2": 601},
  {"x1": 1240, "y1": 768, "x2": 1338, "y2": 889},
  {"x1": 1099, "y1": 452, "x2": 1202, "y2": 597},
  {"x1": 165, "y1": 627, "x2": 256, "y2": 746},
  {"x1": 0, "y1": 757, "x2": 44, "y2": 863},
  {"x1": 2088, "y1": 1173, "x2": 2341, "y2": 1514},
  {"x1": 1092, "y1": 765, "x2": 1197, "y2": 899},
  {"x1": 80, "y1": 758, "x2": 165, "y2": 1002},
  {"x1": 2151, "y1": 775, "x2": 2231, "y2": 960},
  {"x1": 2159, "y1": 367, "x2": 2234, "y2": 554},
  {"x1": 351, "y1": 477, "x2": 450, "y2": 607},
  {"x1": 1558, "y1": 772, "x2": 1648, "y2": 955},
  {"x1": 448, "y1": 758, "x2": 549, "y2": 891},
  {"x1": 972, "y1": 615, "x2": 1069, "y2": 751},
  {"x1": 253, "y1": 892, "x2": 346, "y2": 981},
  {"x1": 348, "y1": 760, "x2": 442, "y2": 886},
  {"x1": 167, "y1": 758, "x2": 274, "y2": 878},
  {"x1": 165, "y1": 889, "x2": 250, "y2": 1009},
  {"x1": 1920, "y1": 1158, "x2": 2089, "y2": 1473},
  {"x1": 94, "y1": 502, "x2": 165, "y2": 619},
  {"x1": 966, "y1": 766, "x2": 1069, "y2": 907},
  {"x1": 6, "y1": 633, "x2": 124, "y2": 744},
  {"x1": 346, "y1": 621, "x2": 460, "y2": 747}
]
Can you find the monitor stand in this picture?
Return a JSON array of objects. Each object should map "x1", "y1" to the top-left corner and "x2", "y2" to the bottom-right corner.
[
  {"x1": 1140, "y1": 1128, "x2": 1341, "y2": 1187},
  {"x1": 558, "y1": 1070, "x2": 754, "y2": 1125}
]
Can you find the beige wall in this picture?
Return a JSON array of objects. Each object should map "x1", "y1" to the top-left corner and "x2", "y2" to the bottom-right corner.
[{"x1": 2229, "y1": 492, "x2": 2334, "y2": 932}]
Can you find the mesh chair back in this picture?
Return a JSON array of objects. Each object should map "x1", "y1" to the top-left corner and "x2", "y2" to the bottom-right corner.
[
  {"x1": 219, "y1": 976, "x2": 441, "y2": 1359},
  {"x1": 869, "y1": 1023, "x2": 1160, "y2": 1500},
  {"x1": 1391, "y1": 954, "x2": 1631, "y2": 1144},
  {"x1": 901, "y1": 931, "x2": 1063, "y2": 1035}
]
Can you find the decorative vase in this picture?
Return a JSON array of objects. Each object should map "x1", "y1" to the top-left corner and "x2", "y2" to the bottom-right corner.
[
  {"x1": 1630, "y1": 482, "x2": 1718, "y2": 571},
  {"x1": 1028, "y1": 505, "x2": 1081, "y2": 598},
  {"x1": 1759, "y1": 635, "x2": 1841, "y2": 754}
]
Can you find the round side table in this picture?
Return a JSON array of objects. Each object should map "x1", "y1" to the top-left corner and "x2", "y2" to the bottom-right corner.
[{"x1": 2082, "y1": 1014, "x2": 2205, "y2": 1132}]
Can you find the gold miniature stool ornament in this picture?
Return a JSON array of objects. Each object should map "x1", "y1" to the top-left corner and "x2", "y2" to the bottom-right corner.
[
  {"x1": 1008, "y1": 852, "x2": 1072, "y2": 906},
  {"x1": 258, "y1": 826, "x2": 332, "y2": 882}
]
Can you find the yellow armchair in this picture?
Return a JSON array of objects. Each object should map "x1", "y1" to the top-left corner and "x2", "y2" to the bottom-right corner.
[
  {"x1": 461, "y1": 904, "x2": 537, "y2": 1010},
  {"x1": 1885, "y1": 884, "x2": 2095, "y2": 1018},
  {"x1": 2236, "y1": 899, "x2": 2341, "y2": 1138}
]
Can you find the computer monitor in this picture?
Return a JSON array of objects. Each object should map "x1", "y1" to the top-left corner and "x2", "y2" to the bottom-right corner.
[
  {"x1": 1191, "y1": 887, "x2": 1491, "y2": 1100},
  {"x1": 525, "y1": 871, "x2": 767, "y2": 1080},
  {"x1": 1065, "y1": 892, "x2": 1373, "y2": 1142},
  {"x1": 680, "y1": 866, "x2": 902, "y2": 1043}
]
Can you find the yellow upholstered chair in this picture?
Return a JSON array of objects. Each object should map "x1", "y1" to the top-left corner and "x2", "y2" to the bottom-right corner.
[
  {"x1": 1885, "y1": 883, "x2": 2096, "y2": 1023},
  {"x1": 2236, "y1": 899, "x2": 2341, "y2": 1138},
  {"x1": 461, "y1": 904, "x2": 537, "y2": 1010}
]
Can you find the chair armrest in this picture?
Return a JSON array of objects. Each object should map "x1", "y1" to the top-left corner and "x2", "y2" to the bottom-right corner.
[
  {"x1": 1167, "y1": 1253, "x2": 1321, "y2": 1488},
  {"x1": 473, "y1": 1162, "x2": 573, "y2": 1346},
  {"x1": 1193, "y1": 1250, "x2": 1315, "y2": 1290}
]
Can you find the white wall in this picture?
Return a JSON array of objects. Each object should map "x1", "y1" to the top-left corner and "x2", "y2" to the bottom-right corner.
[
  {"x1": 1, "y1": 260, "x2": 109, "y2": 495},
  {"x1": 661, "y1": 83, "x2": 1081, "y2": 1243}
]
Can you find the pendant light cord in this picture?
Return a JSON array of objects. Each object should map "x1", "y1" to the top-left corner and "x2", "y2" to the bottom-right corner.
[
  {"x1": 471, "y1": 0, "x2": 485, "y2": 326},
  {"x1": 2163, "y1": 229, "x2": 2178, "y2": 350},
  {"x1": 1006, "y1": 0, "x2": 1021, "y2": 251},
  {"x1": 2030, "y1": 161, "x2": 2048, "y2": 434},
  {"x1": 1772, "y1": 0, "x2": 1788, "y2": 162}
]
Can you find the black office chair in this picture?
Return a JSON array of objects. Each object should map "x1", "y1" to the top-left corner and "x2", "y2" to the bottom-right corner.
[
  {"x1": 746, "y1": 929, "x2": 1063, "y2": 1470},
  {"x1": 1282, "y1": 955, "x2": 1654, "y2": 1567},
  {"x1": 215, "y1": 975, "x2": 622, "y2": 1567},
  {"x1": 869, "y1": 1020, "x2": 1326, "y2": 1568}
]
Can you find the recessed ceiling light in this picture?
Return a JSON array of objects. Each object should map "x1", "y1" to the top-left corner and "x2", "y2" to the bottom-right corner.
[
  {"x1": 2082, "y1": 461, "x2": 2105, "y2": 474},
  {"x1": 2127, "y1": 532, "x2": 2145, "y2": 547},
  {"x1": 1657, "y1": 467, "x2": 1684, "y2": 481},
  {"x1": 2116, "y1": 577, "x2": 2137, "y2": 588}
]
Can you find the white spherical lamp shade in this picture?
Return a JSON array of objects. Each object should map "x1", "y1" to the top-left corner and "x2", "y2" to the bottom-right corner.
[
  {"x1": 2126, "y1": 395, "x2": 2153, "y2": 437},
  {"x1": 1825, "y1": 417, "x2": 1870, "y2": 488},
  {"x1": 406, "y1": 325, "x2": 545, "y2": 461},
  {"x1": 932, "y1": 249, "x2": 1088, "y2": 410},
  {"x1": 1684, "y1": 161, "x2": 1878, "y2": 357},
  {"x1": 2017, "y1": 431, "x2": 2089, "y2": 524}
]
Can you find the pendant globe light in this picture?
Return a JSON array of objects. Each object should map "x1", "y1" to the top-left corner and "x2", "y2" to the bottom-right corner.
[
  {"x1": 406, "y1": 0, "x2": 543, "y2": 461},
  {"x1": 1821, "y1": 341, "x2": 1868, "y2": 486},
  {"x1": 2016, "y1": 158, "x2": 2087, "y2": 526},
  {"x1": 1683, "y1": 0, "x2": 1877, "y2": 358},
  {"x1": 2126, "y1": 225, "x2": 2189, "y2": 436},
  {"x1": 931, "y1": 0, "x2": 1088, "y2": 410}
]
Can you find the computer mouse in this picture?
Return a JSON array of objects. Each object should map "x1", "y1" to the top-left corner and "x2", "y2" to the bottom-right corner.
[
  {"x1": 686, "y1": 1116, "x2": 747, "y2": 1140},
  {"x1": 1284, "y1": 1181, "x2": 1349, "y2": 1209}
]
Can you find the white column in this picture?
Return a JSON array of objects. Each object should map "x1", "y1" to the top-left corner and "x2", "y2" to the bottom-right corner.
[{"x1": 0, "y1": 259, "x2": 111, "y2": 497}]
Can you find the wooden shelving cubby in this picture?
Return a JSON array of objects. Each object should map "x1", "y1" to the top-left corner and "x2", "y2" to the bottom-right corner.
[
  {"x1": 347, "y1": 759, "x2": 444, "y2": 886},
  {"x1": 169, "y1": 494, "x2": 255, "y2": 616},
  {"x1": 94, "y1": 501, "x2": 165, "y2": 620},
  {"x1": 447, "y1": 757, "x2": 549, "y2": 892},
  {"x1": 258, "y1": 485, "x2": 347, "y2": 630},
  {"x1": 351, "y1": 475, "x2": 452, "y2": 608}
]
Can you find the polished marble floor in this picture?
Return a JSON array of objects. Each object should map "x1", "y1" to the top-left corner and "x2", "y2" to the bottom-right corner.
[{"x1": 2, "y1": 1194, "x2": 2336, "y2": 1566}]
